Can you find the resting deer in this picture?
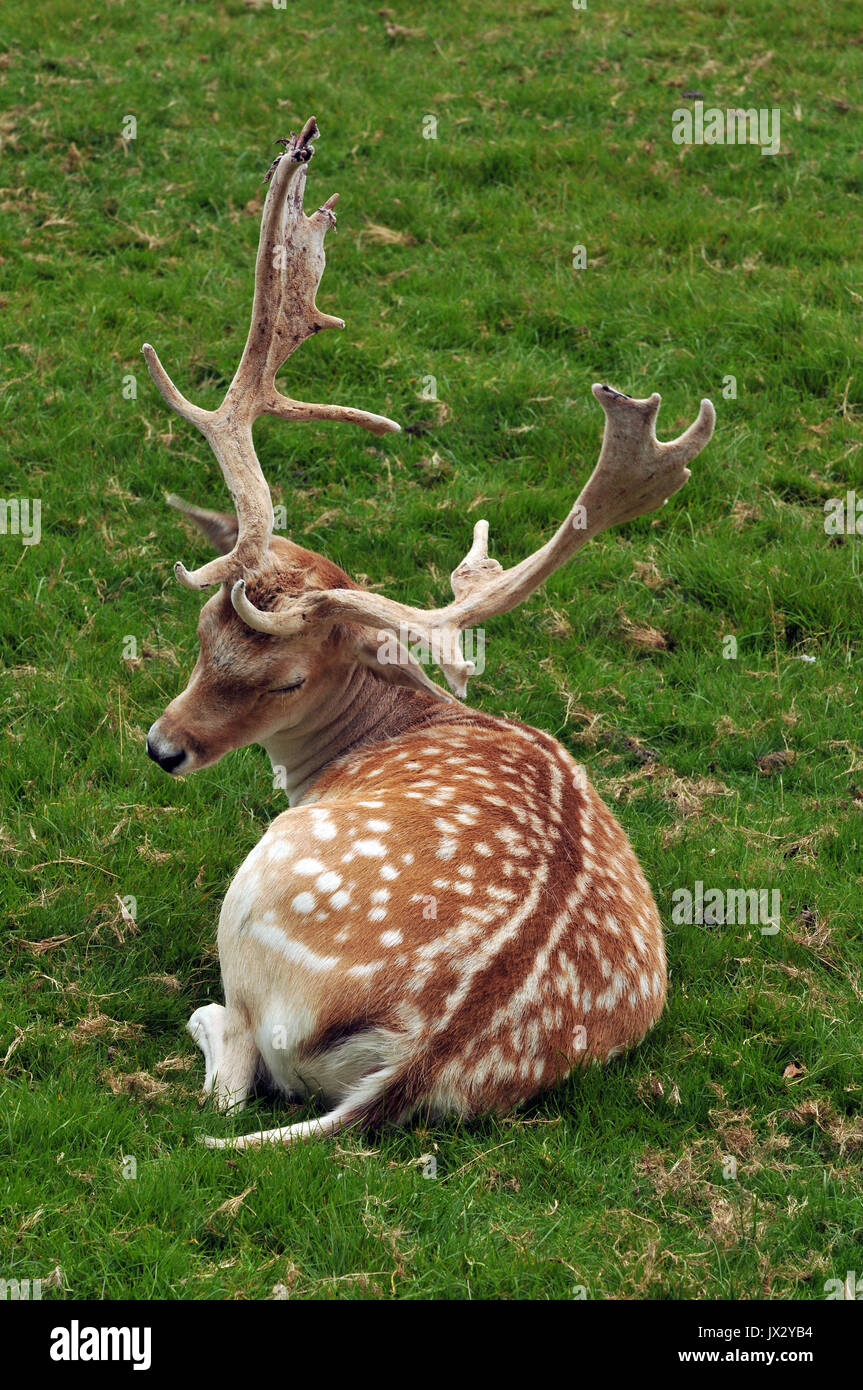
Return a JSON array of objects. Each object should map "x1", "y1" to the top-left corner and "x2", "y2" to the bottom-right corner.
[{"x1": 142, "y1": 119, "x2": 715, "y2": 1149}]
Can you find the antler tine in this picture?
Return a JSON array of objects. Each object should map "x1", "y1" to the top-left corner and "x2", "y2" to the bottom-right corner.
[
  {"x1": 143, "y1": 119, "x2": 401, "y2": 591},
  {"x1": 576, "y1": 384, "x2": 715, "y2": 532},
  {"x1": 230, "y1": 385, "x2": 715, "y2": 695}
]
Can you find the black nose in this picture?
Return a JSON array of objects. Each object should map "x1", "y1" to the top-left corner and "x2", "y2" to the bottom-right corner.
[{"x1": 146, "y1": 737, "x2": 187, "y2": 774}]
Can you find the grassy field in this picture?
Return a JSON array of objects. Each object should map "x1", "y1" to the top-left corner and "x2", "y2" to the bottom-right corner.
[{"x1": 1, "y1": 0, "x2": 861, "y2": 1301}]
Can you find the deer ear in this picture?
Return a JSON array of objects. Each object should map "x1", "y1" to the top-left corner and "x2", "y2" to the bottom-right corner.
[
  {"x1": 165, "y1": 495, "x2": 239, "y2": 555},
  {"x1": 351, "y1": 630, "x2": 454, "y2": 703}
]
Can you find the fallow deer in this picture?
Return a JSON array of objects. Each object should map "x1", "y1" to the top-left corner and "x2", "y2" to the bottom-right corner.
[{"x1": 142, "y1": 119, "x2": 715, "y2": 1148}]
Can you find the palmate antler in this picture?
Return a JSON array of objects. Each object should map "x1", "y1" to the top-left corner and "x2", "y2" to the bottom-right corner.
[
  {"x1": 232, "y1": 384, "x2": 715, "y2": 697},
  {"x1": 143, "y1": 117, "x2": 399, "y2": 590}
]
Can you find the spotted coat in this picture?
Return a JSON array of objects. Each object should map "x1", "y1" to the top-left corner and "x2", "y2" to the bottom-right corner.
[{"x1": 196, "y1": 705, "x2": 666, "y2": 1146}]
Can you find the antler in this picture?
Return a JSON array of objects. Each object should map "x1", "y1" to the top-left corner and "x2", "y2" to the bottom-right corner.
[
  {"x1": 143, "y1": 117, "x2": 400, "y2": 590},
  {"x1": 231, "y1": 384, "x2": 715, "y2": 696}
]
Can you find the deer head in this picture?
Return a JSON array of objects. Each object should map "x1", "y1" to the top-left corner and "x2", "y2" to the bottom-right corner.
[{"x1": 144, "y1": 119, "x2": 715, "y2": 796}]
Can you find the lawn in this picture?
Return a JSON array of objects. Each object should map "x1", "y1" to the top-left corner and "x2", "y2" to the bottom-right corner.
[{"x1": 1, "y1": 0, "x2": 861, "y2": 1300}]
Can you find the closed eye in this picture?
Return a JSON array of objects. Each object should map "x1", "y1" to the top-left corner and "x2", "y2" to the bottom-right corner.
[{"x1": 267, "y1": 679, "x2": 306, "y2": 695}]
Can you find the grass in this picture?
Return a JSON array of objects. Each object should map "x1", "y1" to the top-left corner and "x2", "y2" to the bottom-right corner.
[{"x1": 1, "y1": 0, "x2": 861, "y2": 1301}]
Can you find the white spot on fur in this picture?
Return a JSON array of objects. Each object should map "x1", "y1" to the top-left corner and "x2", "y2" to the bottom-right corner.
[
  {"x1": 355, "y1": 838, "x2": 386, "y2": 857},
  {"x1": 295, "y1": 857, "x2": 325, "y2": 875},
  {"x1": 250, "y1": 922, "x2": 337, "y2": 972},
  {"x1": 315, "y1": 870, "x2": 341, "y2": 894}
]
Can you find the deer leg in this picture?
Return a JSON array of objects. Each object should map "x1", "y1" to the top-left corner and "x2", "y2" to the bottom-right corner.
[
  {"x1": 188, "y1": 1003, "x2": 258, "y2": 1111},
  {"x1": 187, "y1": 1003, "x2": 226, "y2": 1095},
  {"x1": 211, "y1": 1011, "x2": 259, "y2": 1114}
]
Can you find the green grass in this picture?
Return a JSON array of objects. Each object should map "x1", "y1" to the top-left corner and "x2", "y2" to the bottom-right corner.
[{"x1": 1, "y1": 0, "x2": 861, "y2": 1300}]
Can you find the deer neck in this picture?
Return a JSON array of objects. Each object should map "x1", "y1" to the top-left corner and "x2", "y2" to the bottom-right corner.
[{"x1": 260, "y1": 664, "x2": 436, "y2": 806}]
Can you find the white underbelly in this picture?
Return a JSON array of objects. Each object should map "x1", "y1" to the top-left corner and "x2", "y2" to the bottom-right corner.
[{"x1": 256, "y1": 1011, "x2": 401, "y2": 1106}]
